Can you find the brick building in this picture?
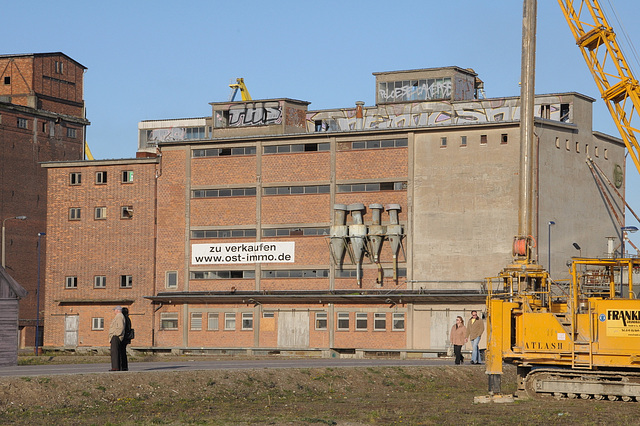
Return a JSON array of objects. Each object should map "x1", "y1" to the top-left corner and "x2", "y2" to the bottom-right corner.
[
  {"x1": 43, "y1": 66, "x2": 625, "y2": 355},
  {"x1": 0, "y1": 52, "x2": 89, "y2": 348}
]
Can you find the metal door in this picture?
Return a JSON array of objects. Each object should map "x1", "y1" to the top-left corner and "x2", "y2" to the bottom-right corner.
[{"x1": 64, "y1": 315, "x2": 79, "y2": 347}]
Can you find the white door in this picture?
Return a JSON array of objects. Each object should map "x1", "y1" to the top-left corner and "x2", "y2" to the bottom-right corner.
[
  {"x1": 277, "y1": 311, "x2": 309, "y2": 348},
  {"x1": 64, "y1": 315, "x2": 79, "y2": 347}
]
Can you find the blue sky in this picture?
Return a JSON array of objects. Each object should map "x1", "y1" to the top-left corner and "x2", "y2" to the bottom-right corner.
[{"x1": 4, "y1": 0, "x2": 640, "y2": 248}]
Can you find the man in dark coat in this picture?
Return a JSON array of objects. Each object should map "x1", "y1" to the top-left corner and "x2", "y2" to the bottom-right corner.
[{"x1": 120, "y1": 307, "x2": 132, "y2": 371}]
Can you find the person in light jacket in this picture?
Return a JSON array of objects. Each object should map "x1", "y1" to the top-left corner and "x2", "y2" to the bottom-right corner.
[
  {"x1": 450, "y1": 316, "x2": 467, "y2": 365},
  {"x1": 108, "y1": 306, "x2": 125, "y2": 371},
  {"x1": 466, "y1": 310, "x2": 484, "y2": 364}
]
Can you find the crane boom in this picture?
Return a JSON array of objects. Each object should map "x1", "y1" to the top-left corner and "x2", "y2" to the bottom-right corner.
[
  {"x1": 228, "y1": 78, "x2": 252, "y2": 102},
  {"x1": 558, "y1": 0, "x2": 640, "y2": 176}
]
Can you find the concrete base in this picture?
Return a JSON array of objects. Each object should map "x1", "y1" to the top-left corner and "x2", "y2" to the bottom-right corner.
[{"x1": 473, "y1": 394, "x2": 515, "y2": 404}]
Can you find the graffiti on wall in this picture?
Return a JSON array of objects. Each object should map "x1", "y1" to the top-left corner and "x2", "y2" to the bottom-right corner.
[
  {"x1": 228, "y1": 101, "x2": 283, "y2": 127},
  {"x1": 147, "y1": 128, "x2": 186, "y2": 143},
  {"x1": 378, "y1": 78, "x2": 452, "y2": 103},
  {"x1": 307, "y1": 97, "x2": 571, "y2": 132}
]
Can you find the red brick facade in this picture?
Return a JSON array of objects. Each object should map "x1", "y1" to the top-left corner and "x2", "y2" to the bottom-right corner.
[
  {"x1": 0, "y1": 53, "x2": 88, "y2": 348},
  {"x1": 43, "y1": 160, "x2": 158, "y2": 348}
]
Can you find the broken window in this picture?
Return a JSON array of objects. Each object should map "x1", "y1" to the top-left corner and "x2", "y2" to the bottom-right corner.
[
  {"x1": 560, "y1": 103, "x2": 570, "y2": 122},
  {"x1": 95, "y1": 171, "x2": 107, "y2": 184},
  {"x1": 120, "y1": 275, "x2": 133, "y2": 288},
  {"x1": 121, "y1": 206, "x2": 133, "y2": 219}
]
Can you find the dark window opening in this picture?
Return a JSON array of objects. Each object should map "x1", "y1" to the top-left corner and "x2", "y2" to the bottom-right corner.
[
  {"x1": 560, "y1": 103, "x2": 570, "y2": 122},
  {"x1": 3, "y1": 76, "x2": 9, "y2": 85},
  {"x1": 541, "y1": 104, "x2": 551, "y2": 119}
]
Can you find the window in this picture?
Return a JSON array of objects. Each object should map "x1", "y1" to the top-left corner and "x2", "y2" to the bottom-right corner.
[
  {"x1": 337, "y1": 268, "x2": 407, "y2": 278},
  {"x1": 94, "y1": 207, "x2": 106, "y2": 220},
  {"x1": 3, "y1": 76, "x2": 9, "y2": 85},
  {"x1": 263, "y1": 143, "x2": 330, "y2": 154},
  {"x1": 17, "y1": 117, "x2": 28, "y2": 129},
  {"x1": 261, "y1": 269, "x2": 328, "y2": 278},
  {"x1": 374, "y1": 313, "x2": 386, "y2": 331},
  {"x1": 378, "y1": 78, "x2": 451, "y2": 102},
  {"x1": 121, "y1": 206, "x2": 133, "y2": 219},
  {"x1": 440, "y1": 137, "x2": 447, "y2": 148},
  {"x1": 263, "y1": 312, "x2": 275, "y2": 318},
  {"x1": 69, "y1": 207, "x2": 81, "y2": 220},
  {"x1": 185, "y1": 127, "x2": 205, "y2": 140},
  {"x1": 94, "y1": 276, "x2": 106, "y2": 289},
  {"x1": 460, "y1": 136, "x2": 467, "y2": 147},
  {"x1": 122, "y1": 170, "x2": 134, "y2": 183},
  {"x1": 566, "y1": 139, "x2": 570, "y2": 151},
  {"x1": 95, "y1": 171, "x2": 107, "y2": 184},
  {"x1": 337, "y1": 182, "x2": 406, "y2": 193},
  {"x1": 67, "y1": 127, "x2": 77, "y2": 138},
  {"x1": 92, "y1": 318, "x2": 104, "y2": 330},
  {"x1": 350, "y1": 139, "x2": 407, "y2": 150},
  {"x1": 315, "y1": 312, "x2": 328, "y2": 330},
  {"x1": 208, "y1": 313, "x2": 219, "y2": 330},
  {"x1": 70, "y1": 172, "x2": 82, "y2": 185},
  {"x1": 337, "y1": 312, "x2": 350, "y2": 330},
  {"x1": 191, "y1": 229, "x2": 257, "y2": 239},
  {"x1": 120, "y1": 275, "x2": 132, "y2": 288},
  {"x1": 480, "y1": 135, "x2": 488, "y2": 145},
  {"x1": 392, "y1": 313, "x2": 405, "y2": 331},
  {"x1": 166, "y1": 271, "x2": 178, "y2": 288},
  {"x1": 190, "y1": 312, "x2": 202, "y2": 330},
  {"x1": 555, "y1": 137, "x2": 560, "y2": 149},
  {"x1": 55, "y1": 61, "x2": 64, "y2": 74},
  {"x1": 355, "y1": 313, "x2": 368, "y2": 331},
  {"x1": 65, "y1": 276, "x2": 78, "y2": 289},
  {"x1": 192, "y1": 187, "x2": 256, "y2": 198},
  {"x1": 242, "y1": 313, "x2": 253, "y2": 330},
  {"x1": 262, "y1": 227, "x2": 329, "y2": 237},
  {"x1": 560, "y1": 103, "x2": 570, "y2": 122},
  {"x1": 604, "y1": 148, "x2": 608, "y2": 160},
  {"x1": 263, "y1": 185, "x2": 329, "y2": 195},
  {"x1": 541, "y1": 104, "x2": 551, "y2": 119},
  {"x1": 191, "y1": 270, "x2": 255, "y2": 279},
  {"x1": 576, "y1": 142, "x2": 580, "y2": 153},
  {"x1": 501, "y1": 134, "x2": 508, "y2": 144},
  {"x1": 193, "y1": 146, "x2": 256, "y2": 157},
  {"x1": 160, "y1": 313, "x2": 178, "y2": 330},
  {"x1": 224, "y1": 313, "x2": 236, "y2": 330}
]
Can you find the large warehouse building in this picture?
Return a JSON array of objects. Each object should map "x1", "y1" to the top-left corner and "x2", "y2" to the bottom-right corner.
[{"x1": 42, "y1": 66, "x2": 626, "y2": 355}]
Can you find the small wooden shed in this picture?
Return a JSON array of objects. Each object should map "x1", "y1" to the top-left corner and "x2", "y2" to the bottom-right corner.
[{"x1": 0, "y1": 267, "x2": 28, "y2": 367}]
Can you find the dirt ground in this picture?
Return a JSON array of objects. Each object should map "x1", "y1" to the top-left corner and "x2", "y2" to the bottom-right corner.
[{"x1": 1, "y1": 354, "x2": 638, "y2": 425}]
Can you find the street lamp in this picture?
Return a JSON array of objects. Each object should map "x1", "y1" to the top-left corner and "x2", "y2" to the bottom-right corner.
[
  {"x1": 1, "y1": 215, "x2": 27, "y2": 268},
  {"x1": 621, "y1": 226, "x2": 639, "y2": 258},
  {"x1": 35, "y1": 232, "x2": 46, "y2": 355},
  {"x1": 547, "y1": 221, "x2": 555, "y2": 276}
]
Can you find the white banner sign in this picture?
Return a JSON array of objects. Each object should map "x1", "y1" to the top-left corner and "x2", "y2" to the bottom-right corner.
[{"x1": 192, "y1": 242, "x2": 295, "y2": 265}]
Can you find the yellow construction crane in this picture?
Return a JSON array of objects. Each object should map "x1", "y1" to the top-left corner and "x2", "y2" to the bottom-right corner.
[
  {"x1": 484, "y1": 0, "x2": 640, "y2": 402},
  {"x1": 228, "y1": 78, "x2": 252, "y2": 102},
  {"x1": 559, "y1": 0, "x2": 640, "y2": 176},
  {"x1": 84, "y1": 140, "x2": 94, "y2": 160}
]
